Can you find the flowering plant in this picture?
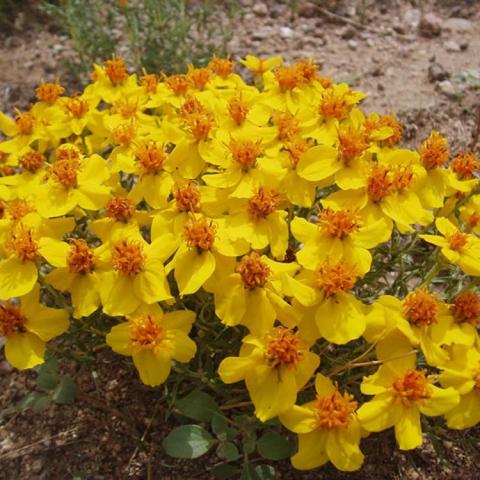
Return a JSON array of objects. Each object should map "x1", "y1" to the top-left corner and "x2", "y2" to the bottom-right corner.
[{"x1": 1, "y1": 55, "x2": 479, "y2": 475}]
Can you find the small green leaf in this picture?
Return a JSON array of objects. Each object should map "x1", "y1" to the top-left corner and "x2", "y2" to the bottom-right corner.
[
  {"x1": 211, "y1": 413, "x2": 228, "y2": 436},
  {"x1": 52, "y1": 377, "x2": 76, "y2": 404},
  {"x1": 240, "y1": 463, "x2": 259, "y2": 480},
  {"x1": 36, "y1": 357, "x2": 59, "y2": 391},
  {"x1": 217, "y1": 441, "x2": 240, "y2": 461},
  {"x1": 17, "y1": 392, "x2": 42, "y2": 411},
  {"x1": 175, "y1": 390, "x2": 219, "y2": 422},
  {"x1": 162, "y1": 425, "x2": 214, "y2": 459},
  {"x1": 257, "y1": 431, "x2": 295, "y2": 460},
  {"x1": 211, "y1": 463, "x2": 240, "y2": 480},
  {"x1": 225, "y1": 427, "x2": 239, "y2": 441},
  {"x1": 242, "y1": 431, "x2": 257, "y2": 455},
  {"x1": 32, "y1": 393, "x2": 52, "y2": 412},
  {"x1": 255, "y1": 464, "x2": 275, "y2": 480}
]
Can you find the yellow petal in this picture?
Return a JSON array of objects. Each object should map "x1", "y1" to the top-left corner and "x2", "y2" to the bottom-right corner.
[
  {"x1": 218, "y1": 354, "x2": 256, "y2": 384},
  {"x1": 357, "y1": 394, "x2": 398, "y2": 432},
  {"x1": 326, "y1": 425, "x2": 364, "y2": 471},
  {"x1": 291, "y1": 430, "x2": 329, "y2": 470},
  {"x1": 0, "y1": 257, "x2": 37, "y2": 299},
  {"x1": 38, "y1": 238, "x2": 69, "y2": 267},
  {"x1": 445, "y1": 391, "x2": 480, "y2": 429},
  {"x1": 132, "y1": 349, "x2": 171, "y2": 386},
  {"x1": 394, "y1": 406, "x2": 422, "y2": 450},
  {"x1": 99, "y1": 271, "x2": 140, "y2": 316},
  {"x1": 296, "y1": 145, "x2": 339, "y2": 181},
  {"x1": 419, "y1": 385, "x2": 459, "y2": 417},
  {"x1": 169, "y1": 330, "x2": 197, "y2": 362},
  {"x1": 173, "y1": 249, "x2": 216, "y2": 295},
  {"x1": 279, "y1": 405, "x2": 317, "y2": 434},
  {"x1": 134, "y1": 258, "x2": 172, "y2": 303},
  {"x1": 5, "y1": 332, "x2": 45, "y2": 370},
  {"x1": 70, "y1": 274, "x2": 101, "y2": 318},
  {"x1": 106, "y1": 322, "x2": 133, "y2": 356}
]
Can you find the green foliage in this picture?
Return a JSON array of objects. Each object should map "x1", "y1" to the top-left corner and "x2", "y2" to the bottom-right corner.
[
  {"x1": 257, "y1": 431, "x2": 295, "y2": 460},
  {"x1": 41, "y1": 0, "x2": 237, "y2": 82},
  {"x1": 162, "y1": 424, "x2": 214, "y2": 459}
]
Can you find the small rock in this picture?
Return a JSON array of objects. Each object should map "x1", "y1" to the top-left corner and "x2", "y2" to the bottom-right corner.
[
  {"x1": 0, "y1": 360, "x2": 12, "y2": 375},
  {"x1": 419, "y1": 12, "x2": 443, "y2": 38},
  {"x1": 270, "y1": 6, "x2": 282, "y2": 18},
  {"x1": 377, "y1": 83, "x2": 385, "y2": 91},
  {"x1": 347, "y1": 39, "x2": 358, "y2": 50},
  {"x1": 4, "y1": 36, "x2": 22, "y2": 48},
  {"x1": 428, "y1": 62, "x2": 450, "y2": 82},
  {"x1": 252, "y1": 3, "x2": 268, "y2": 17},
  {"x1": 444, "y1": 40, "x2": 461, "y2": 52},
  {"x1": 31, "y1": 459, "x2": 43, "y2": 474},
  {"x1": 279, "y1": 26, "x2": 294, "y2": 39},
  {"x1": 443, "y1": 17, "x2": 473, "y2": 33},
  {"x1": 403, "y1": 8, "x2": 421, "y2": 29},
  {"x1": 437, "y1": 80, "x2": 462, "y2": 99},
  {"x1": 371, "y1": 66, "x2": 384, "y2": 77},
  {"x1": 366, "y1": 38, "x2": 375, "y2": 47},
  {"x1": 460, "y1": 40, "x2": 469, "y2": 51},
  {"x1": 251, "y1": 27, "x2": 271, "y2": 41},
  {"x1": 341, "y1": 26, "x2": 356, "y2": 40},
  {"x1": 393, "y1": 23, "x2": 406, "y2": 34},
  {"x1": 297, "y1": 1, "x2": 317, "y2": 18}
]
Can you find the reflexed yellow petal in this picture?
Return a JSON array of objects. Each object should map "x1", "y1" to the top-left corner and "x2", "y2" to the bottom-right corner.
[
  {"x1": 106, "y1": 322, "x2": 133, "y2": 356},
  {"x1": 133, "y1": 349, "x2": 171, "y2": 386},
  {"x1": 99, "y1": 271, "x2": 140, "y2": 316},
  {"x1": 163, "y1": 310, "x2": 195, "y2": 332},
  {"x1": 5, "y1": 332, "x2": 45, "y2": 370},
  {"x1": 173, "y1": 249, "x2": 216, "y2": 295},
  {"x1": 297, "y1": 145, "x2": 339, "y2": 181},
  {"x1": 134, "y1": 259, "x2": 172, "y2": 303},
  {"x1": 394, "y1": 407, "x2": 422, "y2": 450},
  {"x1": 218, "y1": 355, "x2": 256, "y2": 384},
  {"x1": 279, "y1": 405, "x2": 317, "y2": 434},
  {"x1": 315, "y1": 373, "x2": 335, "y2": 396},
  {"x1": 0, "y1": 257, "x2": 37, "y2": 299},
  {"x1": 169, "y1": 330, "x2": 197, "y2": 362},
  {"x1": 326, "y1": 425, "x2": 364, "y2": 471},
  {"x1": 38, "y1": 238, "x2": 69, "y2": 267},
  {"x1": 419, "y1": 385, "x2": 459, "y2": 417},
  {"x1": 291, "y1": 430, "x2": 328, "y2": 470},
  {"x1": 357, "y1": 394, "x2": 398, "y2": 432},
  {"x1": 215, "y1": 279, "x2": 247, "y2": 327},
  {"x1": 445, "y1": 391, "x2": 480, "y2": 429},
  {"x1": 26, "y1": 305, "x2": 69, "y2": 341},
  {"x1": 295, "y1": 351, "x2": 320, "y2": 389},
  {"x1": 69, "y1": 274, "x2": 101, "y2": 318}
]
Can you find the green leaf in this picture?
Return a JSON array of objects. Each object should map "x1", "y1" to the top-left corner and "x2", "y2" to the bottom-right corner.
[
  {"x1": 257, "y1": 431, "x2": 295, "y2": 460},
  {"x1": 211, "y1": 413, "x2": 228, "y2": 436},
  {"x1": 36, "y1": 357, "x2": 59, "y2": 391},
  {"x1": 225, "y1": 427, "x2": 239, "y2": 441},
  {"x1": 242, "y1": 431, "x2": 257, "y2": 455},
  {"x1": 217, "y1": 441, "x2": 240, "y2": 461},
  {"x1": 255, "y1": 465, "x2": 275, "y2": 480},
  {"x1": 175, "y1": 390, "x2": 219, "y2": 422},
  {"x1": 32, "y1": 393, "x2": 52, "y2": 412},
  {"x1": 240, "y1": 463, "x2": 259, "y2": 480},
  {"x1": 16, "y1": 392, "x2": 43, "y2": 411},
  {"x1": 52, "y1": 377, "x2": 76, "y2": 405},
  {"x1": 211, "y1": 463, "x2": 240, "y2": 480},
  {"x1": 162, "y1": 425, "x2": 214, "y2": 459}
]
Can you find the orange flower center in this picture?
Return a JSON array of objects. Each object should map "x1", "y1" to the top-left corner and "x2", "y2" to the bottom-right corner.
[
  {"x1": 106, "y1": 196, "x2": 135, "y2": 222},
  {"x1": 314, "y1": 390, "x2": 358, "y2": 430},
  {"x1": 314, "y1": 260, "x2": 357, "y2": 297},
  {"x1": 130, "y1": 315, "x2": 165, "y2": 350},
  {"x1": 367, "y1": 165, "x2": 394, "y2": 202},
  {"x1": 467, "y1": 212, "x2": 480, "y2": 228},
  {"x1": 6, "y1": 226, "x2": 38, "y2": 262},
  {"x1": 179, "y1": 96, "x2": 204, "y2": 117},
  {"x1": 64, "y1": 97, "x2": 89, "y2": 119},
  {"x1": 140, "y1": 71, "x2": 158, "y2": 94},
  {"x1": 392, "y1": 370, "x2": 432, "y2": 407},
  {"x1": 112, "y1": 239, "x2": 145, "y2": 275},
  {"x1": 228, "y1": 95, "x2": 249, "y2": 125},
  {"x1": 274, "y1": 65, "x2": 304, "y2": 91},
  {"x1": 380, "y1": 114, "x2": 403, "y2": 146},
  {"x1": 284, "y1": 138, "x2": 309, "y2": 168},
  {"x1": 113, "y1": 99, "x2": 139, "y2": 119},
  {"x1": 338, "y1": 126, "x2": 369, "y2": 164},
  {"x1": 247, "y1": 187, "x2": 280, "y2": 221},
  {"x1": 184, "y1": 218, "x2": 216, "y2": 251},
  {"x1": 164, "y1": 73, "x2": 191, "y2": 96},
  {"x1": 295, "y1": 59, "x2": 319, "y2": 82},
  {"x1": 15, "y1": 111, "x2": 35, "y2": 135},
  {"x1": 6, "y1": 199, "x2": 35, "y2": 222},
  {"x1": 36, "y1": 82, "x2": 65, "y2": 103},
  {"x1": 0, "y1": 303, "x2": 27, "y2": 337},
  {"x1": 446, "y1": 231, "x2": 468, "y2": 251},
  {"x1": 272, "y1": 111, "x2": 300, "y2": 141},
  {"x1": 175, "y1": 183, "x2": 201, "y2": 213},
  {"x1": 229, "y1": 139, "x2": 262, "y2": 171},
  {"x1": 51, "y1": 157, "x2": 80, "y2": 189},
  {"x1": 184, "y1": 111, "x2": 215, "y2": 141},
  {"x1": 319, "y1": 89, "x2": 350, "y2": 120},
  {"x1": 403, "y1": 289, "x2": 438, "y2": 327},
  {"x1": 112, "y1": 122, "x2": 136, "y2": 146},
  {"x1": 20, "y1": 151, "x2": 44, "y2": 173},
  {"x1": 265, "y1": 327, "x2": 302, "y2": 368},
  {"x1": 135, "y1": 142, "x2": 167, "y2": 175},
  {"x1": 188, "y1": 66, "x2": 211, "y2": 90},
  {"x1": 451, "y1": 151, "x2": 479, "y2": 179},
  {"x1": 236, "y1": 252, "x2": 271, "y2": 290},
  {"x1": 67, "y1": 239, "x2": 96, "y2": 274},
  {"x1": 210, "y1": 56, "x2": 234, "y2": 78},
  {"x1": 318, "y1": 208, "x2": 359, "y2": 238},
  {"x1": 419, "y1": 131, "x2": 449, "y2": 169},
  {"x1": 104, "y1": 58, "x2": 128, "y2": 85},
  {"x1": 451, "y1": 291, "x2": 480, "y2": 325}
]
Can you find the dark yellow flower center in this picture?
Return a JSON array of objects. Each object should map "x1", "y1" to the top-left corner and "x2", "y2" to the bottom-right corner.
[
  {"x1": 112, "y1": 122, "x2": 136, "y2": 146},
  {"x1": 20, "y1": 151, "x2": 45, "y2": 173},
  {"x1": 179, "y1": 96, "x2": 204, "y2": 117},
  {"x1": 265, "y1": 327, "x2": 302, "y2": 368},
  {"x1": 247, "y1": 187, "x2": 280, "y2": 221},
  {"x1": 319, "y1": 89, "x2": 350, "y2": 120},
  {"x1": 106, "y1": 196, "x2": 136, "y2": 222},
  {"x1": 452, "y1": 291, "x2": 480, "y2": 325},
  {"x1": 6, "y1": 199, "x2": 35, "y2": 222},
  {"x1": 112, "y1": 239, "x2": 145, "y2": 275},
  {"x1": 446, "y1": 231, "x2": 468, "y2": 251},
  {"x1": 130, "y1": 315, "x2": 165, "y2": 350},
  {"x1": 35, "y1": 82, "x2": 64, "y2": 103},
  {"x1": 229, "y1": 139, "x2": 262, "y2": 171},
  {"x1": 274, "y1": 65, "x2": 304, "y2": 92},
  {"x1": 209, "y1": 55, "x2": 234, "y2": 78},
  {"x1": 236, "y1": 252, "x2": 271, "y2": 290},
  {"x1": 451, "y1": 151, "x2": 479, "y2": 179},
  {"x1": 15, "y1": 111, "x2": 35, "y2": 135},
  {"x1": 318, "y1": 208, "x2": 359, "y2": 239},
  {"x1": 104, "y1": 58, "x2": 128, "y2": 85},
  {"x1": 314, "y1": 260, "x2": 357, "y2": 297},
  {"x1": 392, "y1": 370, "x2": 432, "y2": 407},
  {"x1": 140, "y1": 71, "x2": 158, "y2": 94},
  {"x1": 284, "y1": 138, "x2": 309, "y2": 168},
  {"x1": 51, "y1": 157, "x2": 80, "y2": 189},
  {"x1": 135, "y1": 142, "x2": 167, "y2": 175},
  {"x1": 314, "y1": 390, "x2": 357, "y2": 430},
  {"x1": 113, "y1": 99, "x2": 139, "y2": 119},
  {"x1": 228, "y1": 95, "x2": 249, "y2": 125},
  {"x1": 467, "y1": 212, "x2": 480, "y2": 228},
  {"x1": 65, "y1": 97, "x2": 89, "y2": 119},
  {"x1": 175, "y1": 183, "x2": 201, "y2": 213},
  {"x1": 367, "y1": 165, "x2": 414, "y2": 202},
  {"x1": 272, "y1": 111, "x2": 299, "y2": 141},
  {"x1": 68, "y1": 239, "x2": 96, "y2": 274},
  {"x1": 184, "y1": 111, "x2": 215, "y2": 141},
  {"x1": 419, "y1": 131, "x2": 449, "y2": 169},
  {"x1": 403, "y1": 289, "x2": 438, "y2": 327},
  {"x1": 474, "y1": 368, "x2": 480, "y2": 391},
  {"x1": 164, "y1": 73, "x2": 191, "y2": 96},
  {"x1": 338, "y1": 125, "x2": 369, "y2": 164},
  {"x1": 184, "y1": 218, "x2": 216, "y2": 251},
  {"x1": 6, "y1": 226, "x2": 38, "y2": 262},
  {"x1": 0, "y1": 303, "x2": 27, "y2": 337},
  {"x1": 187, "y1": 66, "x2": 211, "y2": 90}
]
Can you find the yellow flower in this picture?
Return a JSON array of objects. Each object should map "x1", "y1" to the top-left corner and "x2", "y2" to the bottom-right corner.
[
  {"x1": 106, "y1": 304, "x2": 196, "y2": 386},
  {"x1": 280, "y1": 374, "x2": 364, "y2": 471},
  {"x1": 420, "y1": 217, "x2": 480, "y2": 276},
  {"x1": 218, "y1": 326, "x2": 319, "y2": 421},
  {"x1": 0, "y1": 284, "x2": 69, "y2": 369},
  {"x1": 357, "y1": 334, "x2": 459, "y2": 450},
  {"x1": 439, "y1": 344, "x2": 480, "y2": 429},
  {"x1": 239, "y1": 55, "x2": 283, "y2": 77}
]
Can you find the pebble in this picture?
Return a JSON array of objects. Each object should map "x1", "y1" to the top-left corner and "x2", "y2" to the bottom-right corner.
[
  {"x1": 340, "y1": 26, "x2": 356, "y2": 40},
  {"x1": 444, "y1": 40, "x2": 461, "y2": 52},
  {"x1": 437, "y1": 80, "x2": 462, "y2": 100},
  {"x1": 428, "y1": 62, "x2": 450, "y2": 82},
  {"x1": 347, "y1": 39, "x2": 358, "y2": 50},
  {"x1": 419, "y1": 12, "x2": 443, "y2": 38},
  {"x1": 279, "y1": 26, "x2": 295, "y2": 39},
  {"x1": 403, "y1": 8, "x2": 421, "y2": 29},
  {"x1": 252, "y1": 3, "x2": 268, "y2": 17},
  {"x1": 297, "y1": 1, "x2": 317, "y2": 18},
  {"x1": 443, "y1": 17, "x2": 473, "y2": 33}
]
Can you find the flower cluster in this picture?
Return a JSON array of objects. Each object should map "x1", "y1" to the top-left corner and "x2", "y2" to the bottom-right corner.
[{"x1": 1, "y1": 55, "x2": 480, "y2": 472}]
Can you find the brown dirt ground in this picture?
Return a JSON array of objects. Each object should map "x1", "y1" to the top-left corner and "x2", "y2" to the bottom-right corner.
[{"x1": 1, "y1": 0, "x2": 480, "y2": 478}]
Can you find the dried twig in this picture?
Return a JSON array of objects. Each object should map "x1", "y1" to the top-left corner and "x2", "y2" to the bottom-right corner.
[{"x1": 318, "y1": 7, "x2": 377, "y2": 33}]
